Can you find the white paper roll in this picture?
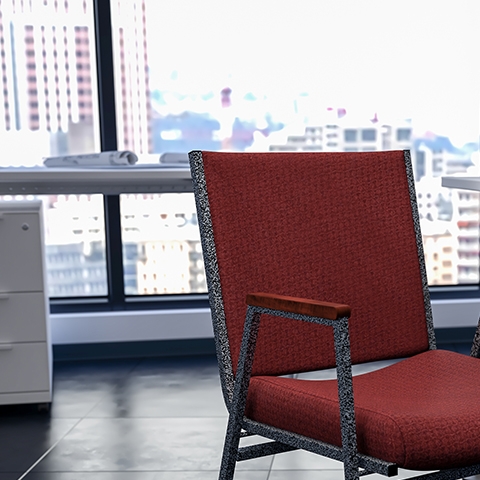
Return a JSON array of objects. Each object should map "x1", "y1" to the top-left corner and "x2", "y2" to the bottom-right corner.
[
  {"x1": 43, "y1": 151, "x2": 138, "y2": 167},
  {"x1": 159, "y1": 153, "x2": 189, "y2": 165}
]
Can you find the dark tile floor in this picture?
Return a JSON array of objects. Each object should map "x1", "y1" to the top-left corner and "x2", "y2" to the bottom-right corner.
[{"x1": 0, "y1": 342, "x2": 473, "y2": 480}]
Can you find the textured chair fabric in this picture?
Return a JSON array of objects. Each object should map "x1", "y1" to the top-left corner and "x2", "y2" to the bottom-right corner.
[
  {"x1": 189, "y1": 149, "x2": 480, "y2": 480},
  {"x1": 201, "y1": 150, "x2": 430, "y2": 376},
  {"x1": 245, "y1": 349, "x2": 480, "y2": 470}
]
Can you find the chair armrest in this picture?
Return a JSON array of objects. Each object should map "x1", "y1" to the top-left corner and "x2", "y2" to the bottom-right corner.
[{"x1": 246, "y1": 292, "x2": 351, "y2": 320}]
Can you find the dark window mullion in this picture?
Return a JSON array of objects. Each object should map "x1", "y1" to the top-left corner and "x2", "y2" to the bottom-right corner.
[
  {"x1": 104, "y1": 195, "x2": 125, "y2": 307},
  {"x1": 93, "y1": 0, "x2": 125, "y2": 306},
  {"x1": 93, "y1": 0, "x2": 116, "y2": 150}
]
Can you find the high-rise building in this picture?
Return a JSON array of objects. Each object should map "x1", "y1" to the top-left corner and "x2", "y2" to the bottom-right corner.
[
  {"x1": 0, "y1": 0, "x2": 152, "y2": 157},
  {"x1": 267, "y1": 112, "x2": 480, "y2": 285},
  {"x1": 0, "y1": 0, "x2": 162, "y2": 297},
  {"x1": 0, "y1": 1, "x2": 94, "y2": 150},
  {"x1": 111, "y1": 0, "x2": 152, "y2": 153}
]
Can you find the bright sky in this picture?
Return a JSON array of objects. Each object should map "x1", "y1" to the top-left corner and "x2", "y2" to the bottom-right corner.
[{"x1": 145, "y1": 0, "x2": 480, "y2": 146}]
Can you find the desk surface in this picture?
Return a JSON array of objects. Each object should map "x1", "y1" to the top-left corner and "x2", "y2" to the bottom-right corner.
[
  {"x1": 5, "y1": 170, "x2": 477, "y2": 196},
  {"x1": 442, "y1": 176, "x2": 480, "y2": 192},
  {"x1": 0, "y1": 166, "x2": 193, "y2": 195}
]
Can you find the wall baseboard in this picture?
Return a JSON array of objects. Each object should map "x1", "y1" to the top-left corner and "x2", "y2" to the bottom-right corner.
[
  {"x1": 435, "y1": 326, "x2": 476, "y2": 345},
  {"x1": 53, "y1": 337, "x2": 216, "y2": 362}
]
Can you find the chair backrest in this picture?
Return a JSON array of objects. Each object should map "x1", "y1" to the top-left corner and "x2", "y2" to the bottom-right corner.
[{"x1": 190, "y1": 150, "x2": 435, "y2": 388}]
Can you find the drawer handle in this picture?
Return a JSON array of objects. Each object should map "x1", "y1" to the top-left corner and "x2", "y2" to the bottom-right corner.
[
  {"x1": 0, "y1": 294, "x2": 9, "y2": 300},
  {"x1": 0, "y1": 344, "x2": 13, "y2": 351}
]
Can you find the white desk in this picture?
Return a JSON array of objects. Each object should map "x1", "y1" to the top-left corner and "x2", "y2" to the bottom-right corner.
[
  {"x1": 0, "y1": 166, "x2": 193, "y2": 195},
  {"x1": 442, "y1": 176, "x2": 480, "y2": 192},
  {"x1": 0, "y1": 166, "x2": 214, "y2": 347}
]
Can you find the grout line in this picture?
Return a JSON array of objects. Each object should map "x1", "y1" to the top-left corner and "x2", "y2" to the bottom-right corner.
[
  {"x1": 265, "y1": 453, "x2": 276, "y2": 480},
  {"x1": 16, "y1": 418, "x2": 83, "y2": 480},
  {"x1": 18, "y1": 357, "x2": 143, "y2": 479},
  {"x1": 16, "y1": 444, "x2": 56, "y2": 480}
]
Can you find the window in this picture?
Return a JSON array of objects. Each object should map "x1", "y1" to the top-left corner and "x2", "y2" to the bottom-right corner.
[
  {"x1": 344, "y1": 129, "x2": 357, "y2": 142},
  {"x1": 416, "y1": 150, "x2": 426, "y2": 179},
  {"x1": 397, "y1": 128, "x2": 411, "y2": 141},
  {"x1": 0, "y1": 1, "x2": 105, "y2": 299},
  {"x1": 119, "y1": 193, "x2": 206, "y2": 295},
  {"x1": 109, "y1": 0, "x2": 480, "y2": 291},
  {"x1": 361, "y1": 129, "x2": 377, "y2": 142},
  {"x1": 1, "y1": 0, "x2": 480, "y2": 314}
]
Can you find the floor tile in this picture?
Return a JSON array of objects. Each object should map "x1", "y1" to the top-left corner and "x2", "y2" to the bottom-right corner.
[
  {"x1": 152, "y1": 472, "x2": 269, "y2": 480},
  {"x1": 0, "y1": 415, "x2": 78, "y2": 473},
  {"x1": 32, "y1": 417, "x2": 271, "y2": 473},
  {"x1": 23, "y1": 473, "x2": 157, "y2": 480},
  {"x1": 367, "y1": 469, "x2": 432, "y2": 480},
  {"x1": 87, "y1": 356, "x2": 227, "y2": 418},
  {"x1": 9, "y1": 344, "x2": 476, "y2": 479},
  {"x1": 271, "y1": 457, "x2": 429, "y2": 480},
  {"x1": 1, "y1": 474, "x2": 25, "y2": 480},
  {"x1": 24, "y1": 471, "x2": 269, "y2": 480},
  {"x1": 271, "y1": 450, "x2": 430, "y2": 479},
  {"x1": 271, "y1": 449, "x2": 343, "y2": 471},
  {"x1": 269, "y1": 470, "x2": 342, "y2": 480},
  {"x1": 296, "y1": 358, "x2": 401, "y2": 380},
  {"x1": 50, "y1": 360, "x2": 139, "y2": 418}
]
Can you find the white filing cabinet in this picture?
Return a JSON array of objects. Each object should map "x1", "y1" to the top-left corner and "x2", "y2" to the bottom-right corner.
[{"x1": 0, "y1": 200, "x2": 52, "y2": 406}]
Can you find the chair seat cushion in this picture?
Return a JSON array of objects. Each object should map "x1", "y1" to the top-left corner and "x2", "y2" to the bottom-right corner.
[{"x1": 245, "y1": 349, "x2": 480, "y2": 470}]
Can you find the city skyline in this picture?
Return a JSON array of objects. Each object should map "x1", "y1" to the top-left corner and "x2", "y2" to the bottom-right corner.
[
  {"x1": 1, "y1": 0, "x2": 479, "y2": 161},
  {"x1": 0, "y1": 0, "x2": 479, "y2": 295},
  {"x1": 145, "y1": 0, "x2": 480, "y2": 148}
]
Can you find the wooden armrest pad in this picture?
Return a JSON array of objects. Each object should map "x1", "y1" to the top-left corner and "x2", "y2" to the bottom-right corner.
[{"x1": 246, "y1": 292, "x2": 351, "y2": 320}]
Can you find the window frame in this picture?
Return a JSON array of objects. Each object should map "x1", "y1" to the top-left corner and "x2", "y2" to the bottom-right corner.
[
  {"x1": 55, "y1": 0, "x2": 480, "y2": 313},
  {"x1": 51, "y1": 0, "x2": 209, "y2": 313}
]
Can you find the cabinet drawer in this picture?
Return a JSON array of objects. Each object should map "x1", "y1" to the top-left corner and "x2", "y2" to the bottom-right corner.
[
  {"x1": 0, "y1": 211, "x2": 45, "y2": 292},
  {"x1": 0, "y1": 342, "x2": 51, "y2": 394},
  {"x1": 0, "y1": 292, "x2": 48, "y2": 343}
]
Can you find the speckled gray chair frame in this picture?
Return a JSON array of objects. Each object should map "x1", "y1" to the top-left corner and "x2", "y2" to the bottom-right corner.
[{"x1": 189, "y1": 149, "x2": 480, "y2": 480}]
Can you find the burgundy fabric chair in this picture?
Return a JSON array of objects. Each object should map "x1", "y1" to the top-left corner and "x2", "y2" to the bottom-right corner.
[{"x1": 189, "y1": 149, "x2": 480, "y2": 480}]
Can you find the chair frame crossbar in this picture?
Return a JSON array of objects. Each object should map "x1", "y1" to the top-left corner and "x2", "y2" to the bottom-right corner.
[
  {"x1": 219, "y1": 304, "x2": 390, "y2": 480},
  {"x1": 241, "y1": 418, "x2": 397, "y2": 477},
  {"x1": 224, "y1": 304, "x2": 480, "y2": 480}
]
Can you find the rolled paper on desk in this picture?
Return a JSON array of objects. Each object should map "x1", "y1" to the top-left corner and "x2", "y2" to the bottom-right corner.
[
  {"x1": 43, "y1": 151, "x2": 138, "y2": 167},
  {"x1": 159, "y1": 152, "x2": 189, "y2": 165}
]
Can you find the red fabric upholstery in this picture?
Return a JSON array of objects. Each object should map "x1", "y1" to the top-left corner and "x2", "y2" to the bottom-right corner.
[
  {"x1": 201, "y1": 151, "x2": 429, "y2": 375},
  {"x1": 245, "y1": 350, "x2": 480, "y2": 470}
]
